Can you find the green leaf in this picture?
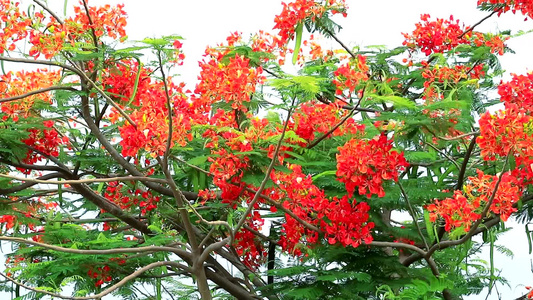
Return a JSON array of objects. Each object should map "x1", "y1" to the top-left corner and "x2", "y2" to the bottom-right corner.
[{"x1": 367, "y1": 94, "x2": 416, "y2": 109}]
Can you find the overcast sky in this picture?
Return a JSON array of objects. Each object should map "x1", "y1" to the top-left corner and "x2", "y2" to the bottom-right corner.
[{"x1": 2, "y1": 1, "x2": 533, "y2": 299}]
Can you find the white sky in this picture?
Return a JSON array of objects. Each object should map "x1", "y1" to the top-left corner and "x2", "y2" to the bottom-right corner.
[{"x1": 2, "y1": 0, "x2": 533, "y2": 299}]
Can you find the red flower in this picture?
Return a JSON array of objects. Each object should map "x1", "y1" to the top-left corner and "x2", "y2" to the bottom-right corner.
[
  {"x1": 403, "y1": 14, "x2": 470, "y2": 56},
  {"x1": 336, "y1": 134, "x2": 408, "y2": 198}
]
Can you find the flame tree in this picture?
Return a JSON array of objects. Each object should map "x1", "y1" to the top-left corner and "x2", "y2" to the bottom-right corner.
[{"x1": 1, "y1": 0, "x2": 533, "y2": 299}]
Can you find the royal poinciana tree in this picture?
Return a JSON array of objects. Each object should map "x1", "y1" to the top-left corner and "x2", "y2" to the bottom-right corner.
[{"x1": 0, "y1": 0, "x2": 532, "y2": 299}]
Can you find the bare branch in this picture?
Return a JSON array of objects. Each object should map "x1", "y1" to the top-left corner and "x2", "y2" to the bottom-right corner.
[
  {"x1": 0, "y1": 174, "x2": 168, "y2": 185},
  {"x1": 0, "y1": 261, "x2": 191, "y2": 300},
  {"x1": 0, "y1": 86, "x2": 79, "y2": 103},
  {"x1": 233, "y1": 96, "x2": 297, "y2": 235},
  {"x1": 0, "y1": 236, "x2": 191, "y2": 258}
]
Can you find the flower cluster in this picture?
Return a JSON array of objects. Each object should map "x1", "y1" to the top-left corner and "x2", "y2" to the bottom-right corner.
[
  {"x1": 291, "y1": 100, "x2": 365, "y2": 142},
  {"x1": 103, "y1": 182, "x2": 160, "y2": 215},
  {"x1": 208, "y1": 148, "x2": 249, "y2": 205},
  {"x1": 477, "y1": 0, "x2": 533, "y2": 20},
  {"x1": 273, "y1": 0, "x2": 347, "y2": 47},
  {"x1": 195, "y1": 52, "x2": 265, "y2": 112},
  {"x1": 87, "y1": 265, "x2": 113, "y2": 287},
  {"x1": 0, "y1": 70, "x2": 61, "y2": 122},
  {"x1": 233, "y1": 211, "x2": 267, "y2": 270},
  {"x1": 105, "y1": 60, "x2": 193, "y2": 157},
  {"x1": 498, "y1": 72, "x2": 533, "y2": 112},
  {"x1": 27, "y1": 3, "x2": 127, "y2": 59},
  {"x1": 21, "y1": 121, "x2": 68, "y2": 171},
  {"x1": 72, "y1": 4, "x2": 127, "y2": 39},
  {"x1": 427, "y1": 170, "x2": 522, "y2": 232},
  {"x1": 0, "y1": 0, "x2": 32, "y2": 53},
  {"x1": 0, "y1": 215, "x2": 16, "y2": 232},
  {"x1": 403, "y1": 14, "x2": 509, "y2": 57},
  {"x1": 403, "y1": 15, "x2": 470, "y2": 56},
  {"x1": 270, "y1": 164, "x2": 374, "y2": 255},
  {"x1": 471, "y1": 32, "x2": 508, "y2": 55},
  {"x1": 333, "y1": 55, "x2": 369, "y2": 96},
  {"x1": 336, "y1": 134, "x2": 408, "y2": 198},
  {"x1": 477, "y1": 103, "x2": 533, "y2": 160}
]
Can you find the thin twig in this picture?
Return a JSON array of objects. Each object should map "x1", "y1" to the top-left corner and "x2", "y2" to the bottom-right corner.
[
  {"x1": 0, "y1": 236, "x2": 191, "y2": 257},
  {"x1": 424, "y1": 142, "x2": 460, "y2": 170},
  {"x1": 458, "y1": 8, "x2": 503, "y2": 39},
  {"x1": 32, "y1": 0, "x2": 64, "y2": 25},
  {"x1": 233, "y1": 97, "x2": 297, "y2": 235},
  {"x1": 398, "y1": 181, "x2": 429, "y2": 250},
  {"x1": 437, "y1": 131, "x2": 479, "y2": 141},
  {"x1": 157, "y1": 50, "x2": 173, "y2": 163},
  {"x1": 0, "y1": 174, "x2": 168, "y2": 185},
  {"x1": 307, "y1": 88, "x2": 365, "y2": 149},
  {"x1": 0, "y1": 261, "x2": 191, "y2": 300},
  {"x1": 0, "y1": 86, "x2": 79, "y2": 103},
  {"x1": 321, "y1": 27, "x2": 356, "y2": 59}
]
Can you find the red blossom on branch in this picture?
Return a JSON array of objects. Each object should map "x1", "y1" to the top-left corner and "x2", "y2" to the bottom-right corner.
[{"x1": 336, "y1": 134, "x2": 408, "y2": 198}]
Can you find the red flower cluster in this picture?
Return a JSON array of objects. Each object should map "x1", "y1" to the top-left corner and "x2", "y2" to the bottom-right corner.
[
  {"x1": 427, "y1": 170, "x2": 522, "y2": 232},
  {"x1": 477, "y1": 0, "x2": 533, "y2": 20},
  {"x1": 273, "y1": 0, "x2": 347, "y2": 47},
  {"x1": 471, "y1": 32, "x2": 508, "y2": 55},
  {"x1": 27, "y1": 3, "x2": 127, "y2": 59},
  {"x1": 0, "y1": 215, "x2": 16, "y2": 232},
  {"x1": 102, "y1": 60, "x2": 152, "y2": 106},
  {"x1": 270, "y1": 164, "x2": 374, "y2": 255},
  {"x1": 498, "y1": 72, "x2": 533, "y2": 112},
  {"x1": 21, "y1": 121, "x2": 68, "y2": 172},
  {"x1": 1, "y1": 70, "x2": 61, "y2": 122},
  {"x1": 333, "y1": 55, "x2": 369, "y2": 96},
  {"x1": 336, "y1": 134, "x2": 408, "y2": 198},
  {"x1": 103, "y1": 182, "x2": 160, "y2": 215},
  {"x1": 403, "y1": 15, "x2": 470, "y2": 56},
  {"x1": 291, "y1": 100, "x2": 365, "y2": 142},
  {"x1": 477, "y1": 103, "x2": 533, "y2": 160},
  {"x1": 208, "y1": 148, "x2": 249, "y2": 204},
  {"x1": 233, "y1": 211, "x2": 267, "y2": 270},
  {"x1": 0, "y1": 0, "x2": 32, "y2": 53},
  {"x1": 106, "y1": 61, "x2": 193, "y2": 157},
  {"x1": 72, "y1": 4, "x2": 127, "y2": 39},
  {"x1": 274, "y1": 0, "x2": 323, "y2": 46},
  {"x1": 422, "y1": 64, "x2": 484, "y2": 91},
  {"x1": 88, "y1": 265, "x2": 113, "y2": 287},
  {"x1": 195, "y1": 52, "x2": 264, "y2": 112}
]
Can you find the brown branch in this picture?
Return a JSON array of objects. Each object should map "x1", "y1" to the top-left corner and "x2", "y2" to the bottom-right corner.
[
  {"x1": 0, "y1": 173, "x2": 64, "y2": 195},
  {"x1": 0, "y1": 174, "x2": 168, "y2": 185},
  {"x1": 0, "y1": 261, "x2": 191, "y2": 300},
  {"x1": 0, "y1": 236, "x2": 191, "y2": 257},
  {"x1": 0, "y1": 56, "x2": 83, "y2": 77},
  {"x1": 398, "y1": 181, "x2": 429, "y2": 250},
  {"x1": 233, "y1": 96, "x2": 296, "y2": 235},
  {"x1": 0, "y1": 86, "x2": 78, "y2": 103},
  {"x1": 458, "y1": 8, "x2": 503, "y2": 39},
  {"x1": 81, "y1": 0, "x2": 99, "y2": 49},
  {"x1": 157, "y1": 50, "x2": 173, "y2": 163},
  {"x1": 321, "y1": 27, "x2": 356, "y2": 59},
  {"x1": 437, "y1": 131, "x2": 479, "y2": 141},
  {"x1": 307, "y1": 88, "x2": 365, "y2": 149},
  {"x1": 32, "y1": 0, "x2": 64, "y2": 25}
]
